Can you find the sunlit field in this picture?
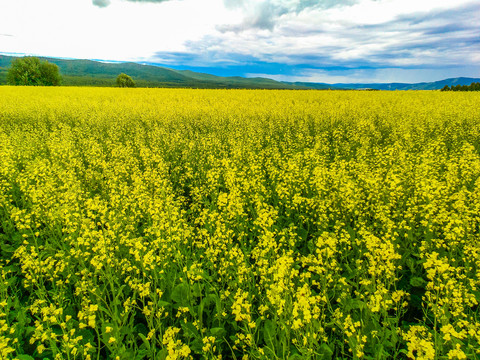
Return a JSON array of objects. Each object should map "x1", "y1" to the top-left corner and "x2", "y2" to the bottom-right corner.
[{"x1": 1, "y1": 87, "x2": 479, "y2": 360}]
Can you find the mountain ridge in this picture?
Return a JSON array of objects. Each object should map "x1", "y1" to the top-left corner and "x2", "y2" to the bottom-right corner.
[
  {"x1": 0, "y1": 55, "x2": 306, "y2": 89},
  {"x1": 283, "y1": 77, "x2": 480, "y2": 90},
  {"x1": 0, "y1": 55, "x2": 478, "y2": 90},
  {"x1": 331, "y1": 77, "x2": 480, "y2": 90}
]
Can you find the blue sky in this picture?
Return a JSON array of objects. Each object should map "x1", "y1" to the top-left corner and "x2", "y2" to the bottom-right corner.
[{"x1": 1, "y1": 0, "x2": 479, "y2": 83}]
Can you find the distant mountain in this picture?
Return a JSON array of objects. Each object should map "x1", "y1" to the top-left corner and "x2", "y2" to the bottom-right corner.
[
  {"x1": 0, "y1": 55, "x2": 305, "y2": 89},
  {"x1": 284, "y1": 77, "x2": 480, "y2": 90},
  {"x1": 0, "y1": 55, "x2": 478, "y2": 90},
  {"x1": 285, "y1": 81, "x2": 340, "y2": 90},
  {"x1": 173, "y1": 69, "x2": 307, "y2": 89}
]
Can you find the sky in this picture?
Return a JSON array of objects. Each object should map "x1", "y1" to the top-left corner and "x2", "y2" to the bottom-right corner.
[{"x1": 0, "y1": 0, "x2": 479, "y2": 83}]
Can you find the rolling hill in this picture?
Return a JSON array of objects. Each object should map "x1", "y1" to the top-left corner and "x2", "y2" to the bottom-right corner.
[
  {"x1": 283, "y1": 77, "x2": 480, "y2": 90},
  {"x1": 331, "y1": 77, "x2": 480, "y2": 90},
  {"x1": 0, "y1": 55, "x2": 478, "y2": 90},
  {"x1": 0, "y1": 55, "x2": 305, "y2": 89}
]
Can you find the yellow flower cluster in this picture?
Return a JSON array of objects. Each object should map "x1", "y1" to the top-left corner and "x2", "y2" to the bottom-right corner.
[
  {"x1": 0, "y1": 87, "x2": 479, "y2": 359},
  {"x1": 162, "y1": 327, "x2": 192, "y2": 360},
  {"x1": 403, "y1": 325, "x2": 435, "y2": 360}
]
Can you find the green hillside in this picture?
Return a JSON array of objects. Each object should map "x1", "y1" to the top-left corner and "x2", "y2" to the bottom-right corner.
[
  {"x1": 0, "y1": 68, "x2": 6, "y2": 84},
  {"x1": 0, "y1": 55, "x2": 303, "y2": 89},
  {"x1": 1, "y1": 55, "x2": 479, "y2": 90},
  {"x1": 174, "y1": 69, "x2": 308, "y2": 89}
]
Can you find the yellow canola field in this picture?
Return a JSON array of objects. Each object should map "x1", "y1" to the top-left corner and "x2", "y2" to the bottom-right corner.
[{"x1": 0, "y1": 87, "x2": 479, "y2": 359}]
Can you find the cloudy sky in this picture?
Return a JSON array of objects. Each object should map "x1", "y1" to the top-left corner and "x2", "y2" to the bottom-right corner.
[{"x1": 1, "y1": 0, "x2": 479, "y2": 83}]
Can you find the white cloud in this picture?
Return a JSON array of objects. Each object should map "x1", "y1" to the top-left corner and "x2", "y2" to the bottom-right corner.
[
  {"x1": 198, "y1": 0, "x2": 480, "y2": 70},
  {"x1": 0, "y1": 0, "x2": 240, "y2": 61},
  {"x1": 0, "y1": 0, "x2": 478, "y2": 82},
  {"x1": 93, "y1": 0, "x2": 111, "y2": 7}
]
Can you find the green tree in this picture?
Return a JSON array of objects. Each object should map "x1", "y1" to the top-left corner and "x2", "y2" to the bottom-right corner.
[
  {"x1": 7, "y1": 57, "x2": 61, "y2": 86},
  {"x1": 116, "y1": 73, "x2": 135, "y2": 88},
  {"x1": 445, "y1": 83, "x2": 480, "y2": 91},
  {"x1": 39, "y1": 61, "x2": 62, "y2": 86}
]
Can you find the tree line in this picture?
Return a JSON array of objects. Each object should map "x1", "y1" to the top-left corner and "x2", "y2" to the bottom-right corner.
[
  {"x1": 441, "y1": 82, "x2": 480, "y2": 91},
  {"x1": 5, "y1": 56, "x2": 135, "y2": 87}
]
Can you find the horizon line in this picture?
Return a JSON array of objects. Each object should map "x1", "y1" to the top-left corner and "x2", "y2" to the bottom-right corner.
[{"x1": 1, "y1": 52, "x2": 479, "y2": 86}]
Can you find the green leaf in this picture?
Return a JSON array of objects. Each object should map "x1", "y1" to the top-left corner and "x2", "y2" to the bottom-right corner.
[
  {"x1": 344, "y1": 264, "x2": 356, "y2": 280},
  {"x1": 406, "y1": 258, "x2": 415, "y2": 271},
  {"x1": 112, "y1": 285, "x2": 126, "y2": 307},
  {"x1": 171, "y1": 283, "x2": 190, "y2": 305},
  {"x1": 410, "y1": 277, "x2": 427, "y2": 288},
  {"x1": 318, "y1": 343, "x2": 333, "y2": 360},
  {"x1": 17, "y1": 355, "x2": 35, "y2": 360},
  {"x1": 157, "y1": 348, "x2": 168, "y2": 360},
  {"x1": 347, "y1": 298, "x2": 366, "y2": 311},
  {"x1": 192, "y1": 283, "x2": 203, "y2": 297},
  {"x1": 134, "y1": 323, "x2": 148, "y2": 336},
  {"x1": 78, "y1": 328, "x2": 96, "y2": 344},
  {"x1": 135, "y1": 349, "x2": 149, "y2": 360},
  {"x1": 0, "y1": 243, "x2": 16, "y2": 255},
  {"x1": 138, "y1": 333, "x2": 151, "y2": 350},
  {"x1": 157, "y1": 300, "x2": 171, "y2": 308},
  {"x1": 298, "y1": 227, "x2": 308, "y2": 241},
  {"x1": 15, "y1": 307, "x2": 28, "y2": 324},
  {"x1": 288, "y1": 353, "x2": 303, "y2": 360},
  {"x1": 210, "y1": 327, "x2": 226, "y2": 338},
  {"x1": 203, "y1": 293, "x2": 217, "y2": 307},
  {"x1": 190, "y1": 338, "x2": 204, "y2": 353},
  {"x1": 181, "y1": 321, "x2": 199, "y2": 339},
  {"x1": 263, "y1": 319, "x2": 276, "y2": 345},
  {"x1": 202, "y1": 293, "x2": 221, "y2": 315}
]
